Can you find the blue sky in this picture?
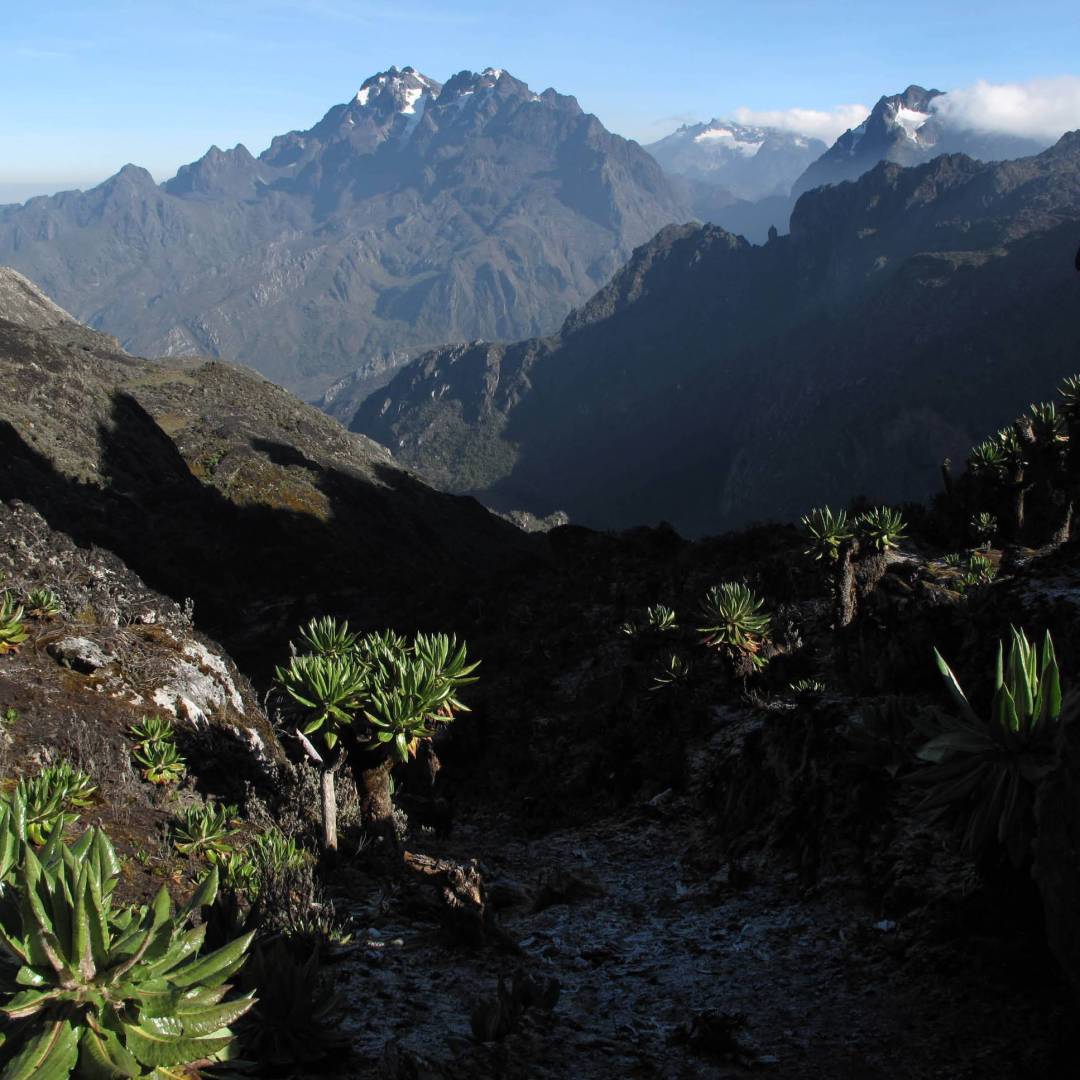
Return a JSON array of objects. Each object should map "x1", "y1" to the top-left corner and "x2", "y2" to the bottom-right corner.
[{"x1": 4, "y1": 0, "x2": 1080, "y2": 200}]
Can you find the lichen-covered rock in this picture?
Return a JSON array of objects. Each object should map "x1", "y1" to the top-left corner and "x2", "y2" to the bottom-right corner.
[{"x1": 47, "y1": 636, "x2": 117, "y2": 673}]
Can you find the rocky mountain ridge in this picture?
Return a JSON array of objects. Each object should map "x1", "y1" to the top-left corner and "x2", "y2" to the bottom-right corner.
[
  {"x1": 351, "y1": 133, "x2": 1080, "y2": 535},
  {"x1": 0, "y1": 267, "x2": 534, "y2": 667},
  {"x1": 791, "y1": 84, "x2": 1048, "y2": 196},
  {"x1": 0, "y1": 67, "x2": 687, "y2": 402},
  {"x1": 653, "y1": 84, "x2": 1056, "y2": 241}
]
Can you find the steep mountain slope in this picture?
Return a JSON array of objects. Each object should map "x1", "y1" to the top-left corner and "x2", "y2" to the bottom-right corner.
[
  {"x1": 0, "y1": 267, "x2": 534, "y2": 667},
  {"x1": 792, "y1": 84, "x2": 1047, "y2": 197},
  {"x1": 0, "y1": 67, "x2": 686, "y2": 401},
  {"x1": 647, "y1": 120, "x2": 827, "y2": 201},
  {"x1": 352, "y1": 134, "x2": 1080, "y2": 535}
]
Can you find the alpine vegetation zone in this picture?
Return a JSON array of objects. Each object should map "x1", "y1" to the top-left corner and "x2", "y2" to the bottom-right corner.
[{"x1": 5, "y1": 14, "x2": 1080, "y2": 1073}]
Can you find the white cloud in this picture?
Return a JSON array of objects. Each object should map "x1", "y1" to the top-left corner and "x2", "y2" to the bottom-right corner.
[
  {"x1": 932, "y1": 76, "x2": 1080, "y2": 142},
  {"x1": 730, "y1": 104, "x2": 869, "y2": 144}
]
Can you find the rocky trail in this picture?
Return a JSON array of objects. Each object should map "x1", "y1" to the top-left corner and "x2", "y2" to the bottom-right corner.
[{"x1": 335, "y1": 799, "x2": 1066, "y2": 1079}]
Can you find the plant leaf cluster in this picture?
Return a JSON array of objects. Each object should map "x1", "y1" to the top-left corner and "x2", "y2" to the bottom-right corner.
[
  {"x1": 0, "y1": 592, "x2": 28, "y2": 654},
  {"x1": 697, "y1": 583, "x2": 771, "y2": 669},
  {"x1": 916, "y1": 627, "x2": 1062, "y2": 865},
  {"x1": 129, "y1": 716, "x2": 186, "y2": 786},
  {"x1": 24, "y1": 588, "x2": 61, "y2": 619},
  {"x1": 0, "y1": 826, "x2": 254, "y2": 1077},
  {"x1": 276, "y1": 618, "x2": 479, "y2": 764},
  {"x1": 172, "y1": 803, "x2": 240, "y2": 862},
  {"x1": 9, "y1": 763, "x2": 97, "y2": 847}
]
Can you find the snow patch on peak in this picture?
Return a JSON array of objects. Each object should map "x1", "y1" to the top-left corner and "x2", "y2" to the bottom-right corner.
[
  {"x1": 482, "y1": 67, "x2": 504, "y2": 80},
  {"x1": 354, "y1": 67, "x2": 440, "y2": 108},
  {"x1": 401, "y1": 86, "x2": 425, "y2": 115},
  {"x1": 693, "y1": 125, "x2": 765, "y2": 157},
  {"x1": 893, "y1": 105, "x2": 931, "y2": 140}
]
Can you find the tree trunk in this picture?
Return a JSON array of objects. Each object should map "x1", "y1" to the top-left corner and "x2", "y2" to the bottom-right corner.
[
  {"x1": 1051, "y1": 498, "x2": 1073, "y2": 546},
  {"x1": 320, "y1": 763, "x2": 339, "y2": 853},
  {"x1": 940, "y1": 458, "x2": 954, "y2": 498},
  {"x1": 1002, "y1": 466, "x2": 1027, "y2": 543},
  {"x1": 355, "y1": 750, "x2": 396, "y2": 844},
  {"x1": 834, "y1": 539, "x2": 858, "y2": 629}
]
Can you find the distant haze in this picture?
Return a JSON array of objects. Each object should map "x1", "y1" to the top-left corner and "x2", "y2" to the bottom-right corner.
[{"x1": 0, "y1": 179, "x2": 109, "y2": 206}]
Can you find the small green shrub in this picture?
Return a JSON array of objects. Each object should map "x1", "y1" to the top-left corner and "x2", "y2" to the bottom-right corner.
[
  {"x1": 14, "y1": 762, "x2": 97, "y2": 846},
  {"x1": 128, "y1": 714, "x2": 175, "y2": 745},
  {"x1": 845, "y1": 696, "x2": 920, "y2": 779},
  {"x1": 789, "y1": 678, "x2": 826, "y2": 704},
  {"x1": 0, "y1": 828, "x2": 254, "y2": 1077},
  {"x1": 0, "y1": 593, "x2": 28, "y2": 654},
  {"x1": 24, "y1": 588, "x2": 61, "y2": 618},
  {"x1": 297, "y1": 614, "x2": 359, "y2": 658},
  {"x1": 133, "y1": 738, "x2": 186, "y2": 785},
  {"x1": 173, "y1": 802, "x2": 240, "y2": 861},
  {"x1": 645, "y1": 604, "x2": 678, "y2": 632},
  {"x1": 854, "y1": 506, "x2": 907, "y2": 551},
  {"x1": 697, "y1": 583, "x2": 771, "y2": 670},
  {"x1": 221, "y1": 826, "x2": 311, "y2": 899},
  {"x1": 129, "y1": 715, "x2": 186, "y2": 784},
  {"x1": 650, "y1": 654, "x2": 690, "y2": 691},
  {"x1": 801, "y1": 506, "x2": 851, "y2": 562},
  {"x1": 969, "y1": 511, "x2": 998, "y2": 547},
  {"x1": 916, "y1": 627, "x2": 1062, "y2": 864}
]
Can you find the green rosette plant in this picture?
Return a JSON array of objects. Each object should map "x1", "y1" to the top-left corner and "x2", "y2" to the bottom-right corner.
[
  {"x1": 0, "y1": 828, "x2": 255, "y2": 1077},
  {"x1": 915, "y1": 627, "x2": 1062, "y2": 865},
  {"x1": 0, "y1": 593, "x2": 28, "y2": 655},
  {"x1": 697, "y1": 582, "x2": 771, "y2": 672}
]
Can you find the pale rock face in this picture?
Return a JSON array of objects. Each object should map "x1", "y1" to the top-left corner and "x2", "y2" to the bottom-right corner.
[{"x1": 150, "y1": 639, "x2": 246, "y2": 726}]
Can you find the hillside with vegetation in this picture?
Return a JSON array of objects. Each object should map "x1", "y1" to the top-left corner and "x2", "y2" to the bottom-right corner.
[{"x1": 1, "y1": 269, "x2": 1079, "y2": 1075}]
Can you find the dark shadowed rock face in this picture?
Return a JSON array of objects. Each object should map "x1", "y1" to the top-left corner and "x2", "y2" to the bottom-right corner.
[
  {"x1": 0, "y1": 67, "x2": 688, "y2": 401},
  {"x1": 351, "y1": 134, "x2": 1080, "y2": 536},
  {"x1": 0, "y1": 282, "x2": 535, "y2": 669}
]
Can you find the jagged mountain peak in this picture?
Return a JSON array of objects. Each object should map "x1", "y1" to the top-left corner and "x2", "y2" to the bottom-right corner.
[
  {"x1": 436, "y1": 67, "x2": 540, "y2": 107},
  {"x1": 1, "y1": 64, "x2": 685, "y2": 400},
  {"x1": 788, "y1": 81, "x2": 1050, "y2": 197},
  {"x1": 858, "y1": 84, "x2": 945, "y2": 147},
  {"x1": 352, "y1": 66, "x2": 442, "y2": 113}
]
